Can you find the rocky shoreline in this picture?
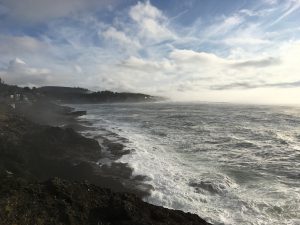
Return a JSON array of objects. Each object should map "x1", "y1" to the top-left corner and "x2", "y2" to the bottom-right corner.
[
  {"x1": 0, "y1": 102, "x2": 212, "y2": 225},
  {"x1": 0, "y1": 176, "x2": 209, "y2": 225}
]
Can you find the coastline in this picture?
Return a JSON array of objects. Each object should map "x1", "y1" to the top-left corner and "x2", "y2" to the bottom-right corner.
[{"x1": 0, "y1": 101, "x2": 212, "y2": 225}]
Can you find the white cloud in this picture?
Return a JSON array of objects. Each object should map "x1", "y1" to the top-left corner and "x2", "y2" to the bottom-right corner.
[
  {"x1": 74, "y1": 65, "x2": 82, "y2": 73},
  {"x1": 205, "y1": 15, "x2": 244, "y2": 38},
  {"x1": 109, "y1": 41, "x2": 300, "y2": 103},
  {"x1": 224, "y1": 37, "x2": 271, "y2": 46},
  {"x1": 129, "y1": 1, "x2": 163, "y2": 21},
  {"x1": 239, "y1": 8, "x2": 276, "y2": 17},
  {"x1": 129, "y1": 1, "x2": 176, "y2": 42},
  {"x1": 102, "y1": 27, "x2": 141, "y2": 50},
  {"x1": 1, "y1": 58, "x2": 51, "y2": 86},
  {"x1": 169, "y1": 49, "x2": 227, "y2": 65},
  {"x1": 216, "y1": 20, "x2": 275, "y2": 51},
  {"x1": 263, "y1": 0, "x2": 278, "y2": 5},
  {"x1": 270, "y1": 0, "x2": 300, "y2": 25}
]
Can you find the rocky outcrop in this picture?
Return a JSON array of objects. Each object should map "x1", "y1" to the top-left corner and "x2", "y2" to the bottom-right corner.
[
  {"x1": 0, "y1": 107, "x2": 151, "y2": 197},
  {"x1": 0, "y1": 176, "x2": 211, "y2": 225}
]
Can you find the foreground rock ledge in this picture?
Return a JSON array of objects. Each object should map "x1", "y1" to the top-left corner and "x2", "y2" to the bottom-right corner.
[{"x1": 0, "y1": 176, "x2": 211, "y2": 225}]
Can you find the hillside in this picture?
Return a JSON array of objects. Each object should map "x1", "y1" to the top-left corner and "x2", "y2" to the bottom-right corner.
[
  {"x1": 0, "y1": 81, "x2": 163, "y2": 104},
  {"x1": 37, "y1": 86, "x2": 160, "y2": 103}
]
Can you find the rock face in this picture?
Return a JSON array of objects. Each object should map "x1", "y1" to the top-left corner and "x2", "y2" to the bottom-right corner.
[
  {"x1": 0, "y1": 110, "x2": 100, "y2": 181},
  {"x1": 0, "y1": 176, "x2": 211, "y2": 225}
]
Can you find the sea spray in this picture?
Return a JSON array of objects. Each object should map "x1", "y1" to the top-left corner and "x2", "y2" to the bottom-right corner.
[{"x1": 74, "y1": 102, "x2": 300, "y2": 225}]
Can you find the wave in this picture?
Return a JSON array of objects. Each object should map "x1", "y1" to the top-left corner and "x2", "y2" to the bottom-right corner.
[
  {"x1": 189, "y1": 174, "x2": 238, "y2": 195},
  {"x1": 70, "y1": 102, "x2": 300, "y2": 225}
]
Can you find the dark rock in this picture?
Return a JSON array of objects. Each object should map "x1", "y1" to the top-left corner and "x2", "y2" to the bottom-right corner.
[
  {"x1": 67, "y1": 110, "x2": 87, "y2": 117},
  {"x1": 0, "y1": 176, "x2": 211, "y2": 225},
  {"x1": 0, "y1": 103, "x2": 155, "y2": 197}
]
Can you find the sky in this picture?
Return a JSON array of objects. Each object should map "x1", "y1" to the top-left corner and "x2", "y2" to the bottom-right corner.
[{"x1": 0, "y1": 0, "x2": 300, "y2": 104}]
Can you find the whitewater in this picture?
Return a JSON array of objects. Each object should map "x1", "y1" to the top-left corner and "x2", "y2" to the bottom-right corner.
[{"x1": 73, "y1": 102, "x2": 300, "y2": 225}]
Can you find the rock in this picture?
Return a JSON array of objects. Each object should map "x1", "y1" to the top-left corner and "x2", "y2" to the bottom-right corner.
[
  {"x1": 0, "y1": 105, "x2": 151, "y2": 196},
  {"x1": 0, "y1": 176, "x2": 211, "y2": 225},
  {"x1": 67, "y1": 110, "x2": 87, "y2": 117}
]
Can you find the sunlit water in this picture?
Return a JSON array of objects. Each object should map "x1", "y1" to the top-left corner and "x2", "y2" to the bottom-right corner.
[{"x1": 73, "y1": 102, "x2": 300, "y2": 225}]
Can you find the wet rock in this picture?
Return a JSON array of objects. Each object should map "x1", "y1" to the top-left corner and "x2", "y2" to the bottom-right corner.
[{"x1": 0, "y1": 176, "x2": 211, "y2": 225}]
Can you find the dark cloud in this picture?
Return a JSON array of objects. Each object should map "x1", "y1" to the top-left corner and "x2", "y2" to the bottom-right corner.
[
  {"x1": 211, "y1": 80, "x2": 300, "y2": 90},
  {"x1": 0, "y1": 0, "x2": 121, "y2": 23},
  {"x1": 233, "y1": 57, "x2": 280, "y2": 68},
  {"x1": 211, "y1": 82, "x2": 259, "y2": 90},
  {"x1": 269, "y1": 80, "x2": 300, "y2": 88}
]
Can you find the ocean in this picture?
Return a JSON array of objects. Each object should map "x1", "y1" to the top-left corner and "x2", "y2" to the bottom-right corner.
[{"x1": 72, "y1": 102, "x2": 300, "y2": 225}]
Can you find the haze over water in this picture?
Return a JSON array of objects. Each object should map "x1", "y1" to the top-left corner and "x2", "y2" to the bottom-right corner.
[{"x1": 75, "y1": 102, "x2": 300, "y2": 225}]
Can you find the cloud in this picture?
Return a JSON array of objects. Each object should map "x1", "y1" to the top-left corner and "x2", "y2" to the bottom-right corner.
[
  {"x1": 0, "y1": 57, "x2": 87, "y2": 88},
  {"x1": 0, "y1": 0, "x2": 120, "y2": 23},
  {"x1": 224, "y1": 37, "x2": 271, "y2": 46},
  {"x1": 233, "y1": 57, "x2": 280, "y2": 68},
  {"x1": 129, "y1": 1, "x2": 163, "y2": 22},
  {"x1": 0, "y1": 35, "x2": 48, "y2": 56},
  {"x1": 129, "y1": 1, "x2": 176, "y2": 42},
  {"x1": 239, "y1": 7, "x2": 276, "y2": 18},
  {"x1": 111, "y1": 40, "x2": 300, "y2": 98},
  {"x1": 0, "y1": 58, "x2": 51, "y2": 86},
  {"x1": 219, "y1": 21, "x2": 274, "y2": 49},
  {"x1": 211, "y1": 80, "x2": 300, "y2": 90},
  {"x1": 169, "y1": 49, "x2": 227, "y2": 64},
  {"x1": 211, "y1": 82, "x2": 259, "y2": 90},
  {"x1": 270, "y1": 0, "x2": 300, "y2": 25},
  {"x1": 102, "y1": 27, "x2": 141, "y2": 50},
  {"x1": 263, "y1": 0, "x2": 278, "y2": 5},
  {"x1": 204, "y1": 15, "x2": 244, "y2": 38},
  {"x1": 74, "y1": 65, "x2": 82, "y2": 73}
]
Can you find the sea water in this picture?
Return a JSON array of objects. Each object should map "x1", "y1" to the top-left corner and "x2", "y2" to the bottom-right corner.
[{"x1": 73, "y1": 102, "x2": 300, "y2": 225}]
